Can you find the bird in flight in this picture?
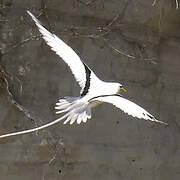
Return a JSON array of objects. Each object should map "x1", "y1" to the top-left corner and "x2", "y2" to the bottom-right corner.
[{"x1": 0, "y1": 11, "x2": 167, "y2": 138}]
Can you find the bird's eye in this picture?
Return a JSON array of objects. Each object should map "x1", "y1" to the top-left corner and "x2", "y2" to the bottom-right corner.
[{"x1": 120, "y1": 86, "x2": 127, "y2": 93}]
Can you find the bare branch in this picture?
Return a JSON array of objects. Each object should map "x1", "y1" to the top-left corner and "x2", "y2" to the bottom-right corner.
[
  {"x1": 0, "y1": 19, "x2": 8, "y2": 22},
  {"x1": 101, "y1": 11, "x2": 121, "y2": 31},
  {"x1": 68, "y1": 8, "x2": 125, "y2": 39},
  {"x1": 102, "y1": 38, "x2": 157, "y2": 64},
  {"x1": 152, "y1": 0, "x2": 179, "y2": 9},
  {"x1": 176, "y1": 0, "x2": 179, "y2": 9},
  {"x1": 72, "y1": 29, "x2": 111, "y2": 39},
  {"x1": 152, "y1": 0, "x2": 157, "y2": 6},
  {"x1": 77, "y1": 0, "x2": 96, "y2": 5},
  {"x1": 103, "y1": 38, "x2": 136, "y2": 59},
  {"x1": 2, "y1": 35, "x2": 41, "y2": 55},
  {"x1": 0, "y1": 67, "x2": 36, "y2": 121},
  {"x1": 0, "y1": 5, "x2": 8, "y2": 10}
]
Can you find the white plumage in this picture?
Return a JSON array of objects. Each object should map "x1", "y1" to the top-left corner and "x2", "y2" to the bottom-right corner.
[
  {"x1": 27, "y1": 12, "x2": 87, "y2": 92},
  {"x1": 90, "y1": 95, "x2": 159, "y2": 120},
  {"x1": 0, "y1": 11, "x2": 167, "y2": 138}
]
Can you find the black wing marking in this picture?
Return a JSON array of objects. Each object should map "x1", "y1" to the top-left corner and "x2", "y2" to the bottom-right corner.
[{"x1": 81, "y1": 63, "x2": 91, "y2": 96}]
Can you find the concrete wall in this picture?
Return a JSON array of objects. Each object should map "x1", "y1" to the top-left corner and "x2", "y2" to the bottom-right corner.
[{"x1": 0, "y1": 0, "x2": 180, "y2": 179}]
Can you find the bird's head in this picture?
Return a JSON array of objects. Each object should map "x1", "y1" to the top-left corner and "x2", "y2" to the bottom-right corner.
[
  {"x1": 108, "y1": 82, "x2": 126, "y2": 94},
  {"x1": 105, "y1": 82, "x2": 127, "y2": 95},
  {"x1": 117, "y1": 83, "x2": 127, "y2": 94}
]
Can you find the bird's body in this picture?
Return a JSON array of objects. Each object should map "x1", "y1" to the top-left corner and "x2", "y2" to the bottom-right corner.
[
  {"x1": 55, "y1": 76, "x2": 122, "y2": 124},
  {"x1": 0, "y1": 11, "x2": 167, "y2": 139}
]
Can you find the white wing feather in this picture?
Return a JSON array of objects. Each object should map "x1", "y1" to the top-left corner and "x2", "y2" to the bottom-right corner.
[
  {"x1": 27, "y1": 10, "x2": 87, "y2": 90},
  {"x1": 93, "y1": 95, "x2": 167, "y2": 125}
]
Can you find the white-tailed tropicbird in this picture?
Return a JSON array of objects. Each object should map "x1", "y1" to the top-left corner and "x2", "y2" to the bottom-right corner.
[{"x1": 0, "y1": 11, "x2": 167, "y2": 139}]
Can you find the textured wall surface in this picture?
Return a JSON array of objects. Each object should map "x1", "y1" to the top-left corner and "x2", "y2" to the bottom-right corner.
[{"x1": 0, "y1": 0, "x2": 180, "y2": 179}]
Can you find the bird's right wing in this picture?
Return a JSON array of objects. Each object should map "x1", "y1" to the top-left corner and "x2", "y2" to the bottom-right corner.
[
  {"x1": 91, "y1": 95, "x2": 168, "y2": 125},
  {"x1": 27, "y1": 10, "x2": 95, "y2": 95}
]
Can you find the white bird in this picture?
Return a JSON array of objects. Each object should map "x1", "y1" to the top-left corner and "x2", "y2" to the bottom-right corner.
[{"x1": 0, "y1": 11, "x2": 167, "y2": 138}]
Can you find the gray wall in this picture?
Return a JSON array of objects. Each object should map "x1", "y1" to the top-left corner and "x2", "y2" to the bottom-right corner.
[{"x1": 0, "y1": 0, "x2": 180, "y2": 179}]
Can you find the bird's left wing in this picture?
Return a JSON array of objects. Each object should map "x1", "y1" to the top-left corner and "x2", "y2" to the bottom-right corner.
[
  {"x1": 91, "y1": 95, "x2": 168, "y2": 125},
  {"x1": 27, "y1": 10, "x2": 92, "y2": 95}
]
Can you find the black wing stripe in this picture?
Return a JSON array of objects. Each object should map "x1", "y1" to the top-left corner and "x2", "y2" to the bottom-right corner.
[
  {"x1": 88, "y1": 94, "x2": 122, "y2": 101},
  {"x1": 81, "y1": 63, "x2": 91, "y2": 96}
]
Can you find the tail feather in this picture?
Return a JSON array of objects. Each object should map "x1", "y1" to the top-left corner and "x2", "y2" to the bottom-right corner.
[
  {"x1": 86, "y1": 108, "x2": 91, "y2": 119},
  {"x1": 70, "y1": 114, "x2": 79, "y2": 124},
  {"x1": 56, "y1": 108, "x2": 69, "y2": 114},
  {"x1": 0, "y1": 112, "x2": 70, "y2": 138},
  {"x1": 55, "y1": 97, "x2": 79, "y2": 114},
  {"x1": 70, "y1": 116, "x2": 78, "y2": 124},
  {"x1": 63, "y1": 116, "x2": 71, "y2": 124},
  {"x1": 55, "y1": 97, "x2": 91, "y2": 125},
  {"x1": 76, "y1": 114, "x2": 82, "y2": 124},
  {"x1": 82, "y1": 111, "x2": 88, "y2": 123},
  {"x1": 55, "y1": 103, "x2": 72, "y2": 109},
  {"x1": 0, "y1": 96, "x2": 92, "y2": 138}
]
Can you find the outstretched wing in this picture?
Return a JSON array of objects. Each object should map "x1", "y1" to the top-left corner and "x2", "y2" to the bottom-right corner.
[
  {"x1": 91, "y1": 95, "x2": 167, "y2": 125},
  {"x1": 27, "y1": 10, "x2": 93, "y2": 95}
]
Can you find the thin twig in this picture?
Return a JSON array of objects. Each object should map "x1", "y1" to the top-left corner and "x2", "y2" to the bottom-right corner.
[
  {"x1": 152, "y1": 0, "x2": 179, "y2": 9},
  {"x1": 0, "y1": 5, "x2": 8, "y2": 10},
  {"x1": 158, "y1": 2, "x2": 162, "y2": 35},
  {"x1": 71, "y1": 30, "x2": 157, "y2": 63},
  {"x1": 176, "y1": 0, "x2": 179, "y2": 9},
  {"x1": 0, "y1": 19, "x2": 8, "y2": 22},
  {"x1": 0, "y1": 65, "x2": 43, "y2": 137},
  {"x1": 152, "y1": 0, "x2": 157, "y2": 6},
  {"x1": 2, "y1": 35, "x2": 41, "y2": 55},
  {"x1": 103, "y1": 38, "x2": 157, "y2": 63},
  {"x1": 69, "y1": 9, "x2": 123, "y2": 39},
  {"x1": 77, "y1": 0, "x2": 96, "y2": 5},
  {"x1": 73, "y1": 29, "x2": 111, "y2": 39},
  {"x1": 102, "y1": 11, "x2": 121, "y2": 31},
  {"x1": 103, "y1": 38, "x2": 136, "y2": 59},
  {"x1": 0, "y1": 65, "x2": 68, "y2": 138},
  {"x1": 0, "y1": 68, "x2": 36, "y2": 121}
]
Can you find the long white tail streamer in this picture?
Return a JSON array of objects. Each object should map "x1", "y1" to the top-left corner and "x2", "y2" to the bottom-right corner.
[{"x1": 0, "y1": 113, "x2": 69, "y2": 138}]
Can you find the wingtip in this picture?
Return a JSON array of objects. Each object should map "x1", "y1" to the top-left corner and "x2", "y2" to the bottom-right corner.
[
  {"x1": 153, "y1": 119, "x2": 168, "y2": 126},
  {"x1": 146, "y1": 114, "x2": 168, "y2": 126},
  {"x1": 157, "y1": 120, "x2": 168, "y2": 126},
  {"x1": 26, "y1": 10, "x2": 36, "y2": 20},
  {"x1": 26, "y1": 10, "x2": 31, "y2": 16}
]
